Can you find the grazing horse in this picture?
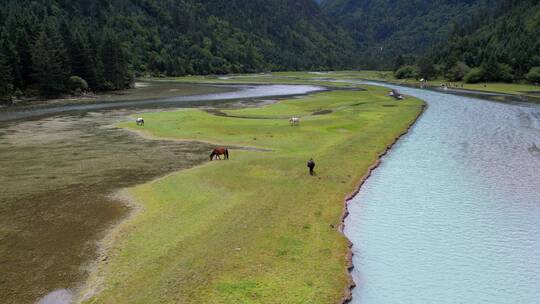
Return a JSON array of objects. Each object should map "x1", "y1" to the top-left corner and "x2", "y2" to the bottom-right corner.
[
  {"x1": 136, "y1": 117, "x2": 145, "y2": 126},
  {"x1": 289, "y1": 117, "x2": 300, "y2": 126},
  {"x1": 210, "y1": 147, "x2": 229, "y2": 160}
]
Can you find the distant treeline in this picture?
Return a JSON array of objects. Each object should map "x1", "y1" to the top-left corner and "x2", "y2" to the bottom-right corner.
[
  {"x1": 2, "y1": 0, "x2": 538, "y2": 102},
  {"x1": 391, "y1": 0, "x2": 540, "y2": 83},
  {"x1": 0, "y1": 0, "x2": 358, "y2": 101}
]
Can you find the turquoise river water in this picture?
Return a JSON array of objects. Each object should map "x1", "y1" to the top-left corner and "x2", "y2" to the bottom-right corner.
[{"x1": 345, "y1": 83, "x2": 540, "y2": 303}]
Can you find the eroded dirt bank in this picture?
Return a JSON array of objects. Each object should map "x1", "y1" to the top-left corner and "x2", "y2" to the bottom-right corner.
[{"x1": 338, "y1": 104, "x2": 426, "y2": 304}]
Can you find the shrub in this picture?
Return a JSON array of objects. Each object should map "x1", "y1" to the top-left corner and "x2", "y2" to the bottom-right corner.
[
  {"x1": 394, "y1": 65, "x2": 419, "y2": 79},
  {"x1": 464, "y1": 67, "x2": 484, "y2": 83},
  {"x1": 498, "y1": 63, "x2": 514, "y2": 82},
  {"x1": 68, "y1": 76, "x2": 89, "y2": 93},
  {"x1": 447, "y1": 62, "x2": 470, "y2": 81},
  {"x1": 526, "y1": 67, "x2": 540, "y2": 83}
]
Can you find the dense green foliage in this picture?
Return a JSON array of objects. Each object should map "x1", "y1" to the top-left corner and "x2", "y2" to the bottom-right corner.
[
  {"x1": 463, "y1": 67, "x2": 484, "y2": 83},
  {"x1": 433, "y1": 0, "x2": 540, "y2": 83},
  {"x1": 322, "y1": 0, "x2": 538, "y2": 82},
  {"x1": 2, "y1": 0, "x2": 538, "y2": 100},
  {"x1": 321, "y1": 0, "x2": 493, "y2": 69},
  {"x1": 526, "y1": 67, "x2": 540, "y2": 83},
  {"x1": 352, "y1": 0, "x2": 540, "y2": 83},
  {"x1": 0, "y1": 0, "x2": 358, "y2": 99},
  {"x1": 0, "y1": 1, "x2": 134, "y2": 98},
  {"x1": 0, "y1": 52, "x2": 13, "y2": 98},
  {"x1": 394, "y1": 65, "x2": 419, "y2": 79}
]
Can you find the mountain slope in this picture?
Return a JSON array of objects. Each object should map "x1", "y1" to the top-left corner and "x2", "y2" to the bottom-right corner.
[
  {"x1": 321, "y1": 0, "x2": 494, "y2": 69},
  {"x1": 202, "y1": 0, "x2": 358, "y2": 70},
  {"x1": 434, "y1": 0, "x2": 540, "y2": 80}
]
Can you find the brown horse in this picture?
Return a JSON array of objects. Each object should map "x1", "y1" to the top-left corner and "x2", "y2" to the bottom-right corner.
[{"x1": 209, "y1": 147, "x2": 229, "y2": 160}]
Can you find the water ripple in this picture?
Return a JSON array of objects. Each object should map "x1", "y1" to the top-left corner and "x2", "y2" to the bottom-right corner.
[{"x1": 345, "y1": 83, "x2": 540, "y2": 304}]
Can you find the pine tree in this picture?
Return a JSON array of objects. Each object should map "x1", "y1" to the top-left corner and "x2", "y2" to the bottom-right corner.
[
  {"x1": 0, "y1": 31, "x2": 22, "y2": 91},
  {"x1": 394, "y1": 55, "x2": 405, "y2": 71},
  {"x1": 69, "y1": 27, "x2": 99, "y2": 89},
  {"x1": 100, "y1": 29, "x2": 132, "y2": 90},
  {"x1": 14, "y1": 29, "x2": 33, "y2": 89},
  {"x1": 0, "y1": 51, "x2": 14, "y2": 101},
  {"x1": 31, "y1": 30, "x2": 69, "y2": 96},
  {"x1": 482, "y1": 54, "x2": 501, "y2": 81},
  {"x1": 418, "y1": 56, "x2": 437, "y2": 79}
]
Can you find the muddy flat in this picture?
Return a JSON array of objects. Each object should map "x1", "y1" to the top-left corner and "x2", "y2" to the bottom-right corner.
[
  {"x1": 0, "y1": 82, "x2": 324, "y2": 303},
  {"x1": 0, "y1": 110, "x2": 212, "y2": 303}
]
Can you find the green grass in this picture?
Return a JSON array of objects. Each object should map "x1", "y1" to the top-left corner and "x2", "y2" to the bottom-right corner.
[
  {"x1": 151, "y1": 73, "x2": 357, "y2": 88},
  {"x1": 155, "y1": 70, "x2": 540, "y2": 97},
  {"x1": 326, "y1": 70, "x2": 540, "y2": 96},
  {"x1": 455, "y1": 82, "x2": 540, "y2": 95},
  {"x1": 86, "y1": 85, "x2": 423, "y2": 303},
  {"x1": 368, "y1": 76, "x2": 540, "y2": 95}
]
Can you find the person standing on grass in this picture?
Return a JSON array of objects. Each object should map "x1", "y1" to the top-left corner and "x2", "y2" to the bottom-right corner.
[{"x1": 307, "y1": 158, "x2": 316, "y2": 175}]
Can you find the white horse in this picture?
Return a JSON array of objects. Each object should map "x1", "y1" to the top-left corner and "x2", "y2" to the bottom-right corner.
[
  {"x1": 289, "y1": 117, "x2": 300, "y2": 126},
  {"x1": 136, "y1": 117, "x2": 144, "y2": 126}
]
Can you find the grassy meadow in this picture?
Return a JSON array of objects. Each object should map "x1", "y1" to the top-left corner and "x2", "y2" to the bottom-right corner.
[
  {"x1": 161, "y1": 70, "x2": 540, "y2": 97},
  {"x1": 320, "y1": 71, "x2": 540, "y2": 96},
  {"x1": 84, "y1": 84, "x2": 423, "y2": 303}
]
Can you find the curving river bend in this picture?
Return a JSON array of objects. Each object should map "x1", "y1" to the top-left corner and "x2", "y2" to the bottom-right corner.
[{"x1": 345, "y1": 83, "x2": 540, "y2": 303}]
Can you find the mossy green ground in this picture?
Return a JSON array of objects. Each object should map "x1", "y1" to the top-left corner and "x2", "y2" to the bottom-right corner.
[{"x1": 87, "y1": 85, "x2": 423, "y2": 303}]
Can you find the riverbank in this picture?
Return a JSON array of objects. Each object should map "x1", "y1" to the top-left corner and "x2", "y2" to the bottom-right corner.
[
  {"x1": 0, "y1": 82, "x2": 233, "y2": 118},
  {"x1": 82, "y1": 86, "x2": 423, "y2": 303},
  {"x1": 160, "y1": 71, "x2": 540, "y2": 101},
  {"x1": 324, "y1": 70, "x2": 540, "y2": 99},
  {"x1": 0, "y1": 82, "x2": 232, "y2": 110},
  {"x1": 338, "y1": 102, "x2": 426, "y2": 303},
  {"x1": 343, "y1": 82, "x2": 540, "y2": 304}
]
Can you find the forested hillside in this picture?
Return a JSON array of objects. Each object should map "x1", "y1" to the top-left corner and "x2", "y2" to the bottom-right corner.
[
  {"x1": 322, "y1": 0, "x2": 540, "y2": 83},
  {"x1": 320, "y1": 0, "x2": 495, "y2": 69},
  {"x1": 432, "y1": 0, "x2": 540, "y2": 83},
  {"x1": 2, "y1": 0, "x2": 538, "y2": 101},
  {"x1": 0, "y1": 0, "x2": 357, "y2": 100}
]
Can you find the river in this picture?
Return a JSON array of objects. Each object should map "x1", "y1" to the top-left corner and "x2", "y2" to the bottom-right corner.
[
  {"x1": 345, "y1": 83, "x2": 540, "y2": 303},
  {"x1": 0, "y1": 83, "x2": 326, "y2": 122},
  {"x1": 0, "y1": 83, "x2": 324, "y2": 304}
]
